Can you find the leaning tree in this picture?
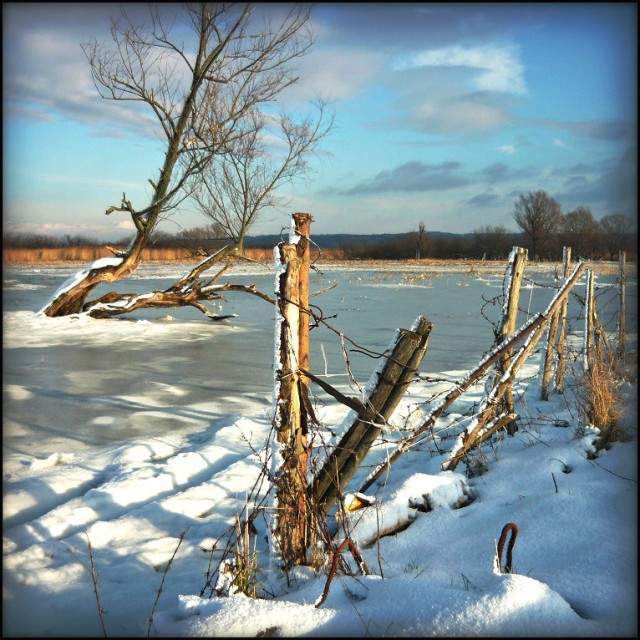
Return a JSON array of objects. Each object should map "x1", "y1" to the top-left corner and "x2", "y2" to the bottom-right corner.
[{"x1": 41, "y1": 3, "x2": 321, "y2": 318}]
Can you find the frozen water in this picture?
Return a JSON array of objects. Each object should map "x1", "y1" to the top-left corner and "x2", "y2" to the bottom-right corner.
[{"x1": 3, "y1": 261, "x2": 634, "y2": 462}]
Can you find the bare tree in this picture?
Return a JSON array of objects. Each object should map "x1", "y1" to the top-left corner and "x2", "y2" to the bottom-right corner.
[
  {"x1": 512, "y1": 190, "x2": 563, "y2": 260},
  {"x1": 599, "y1": 213, "x2": 637, "y2": 260},
  {"x1": 42, "y1": 3, "x2": 316, "y2": 317},
  {"x1": 192, "y1": 100, "x2": 333, "y2": 251},
  {"x1": 560, "y1": 206, "x2": 599, "y2": 258}
]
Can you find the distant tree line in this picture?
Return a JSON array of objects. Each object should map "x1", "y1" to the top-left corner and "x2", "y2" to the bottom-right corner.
[
  {"x1": 3, "y1": 223, "x2": 227, "y2": 252},
  {"x1": 340, "y1": 190, "x2": 636, "y2": 262},
  {"x1": 4, "y1": 191, "x2": 636, "y2": 261}
]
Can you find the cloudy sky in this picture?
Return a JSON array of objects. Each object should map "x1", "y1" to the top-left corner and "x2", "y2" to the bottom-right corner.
[{"x1": 3, "y1": 3, "x2": 637, "y2": 240}]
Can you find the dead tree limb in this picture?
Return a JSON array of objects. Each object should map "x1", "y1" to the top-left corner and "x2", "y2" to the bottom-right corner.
[
  {"x1": 79, "y1": 247, "x2": 264, "y2": 319},
  {"x1": 314, "y1": 538, "x2": 369, "y2": 608}
]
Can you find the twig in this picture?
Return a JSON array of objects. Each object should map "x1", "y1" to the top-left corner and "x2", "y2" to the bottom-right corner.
[
  {"x1": 85, "y1": 533, "x2": 108, "y2": 638},
  {"x1": 315, "y1": 538, "x2": 369, "y2": 608},
  {"x1": 551, "y1": 472, "x2": 558, "y2": 493},
  {"x1": 147, "y1": 526, "x2": 190, "y2": 638}
]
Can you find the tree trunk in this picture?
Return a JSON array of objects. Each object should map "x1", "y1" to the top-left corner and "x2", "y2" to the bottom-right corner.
[{"x1": 41, "y1": 231, "x2": 147, "y2": 316}]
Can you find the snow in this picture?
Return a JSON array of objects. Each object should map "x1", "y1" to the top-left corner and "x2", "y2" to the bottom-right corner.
[{"x1": 3, "y1": 261, "x2": 637, "y2": 637}]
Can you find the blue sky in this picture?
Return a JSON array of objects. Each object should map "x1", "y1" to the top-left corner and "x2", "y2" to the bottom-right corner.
[{"x1": 3, "y1": 3, "x2": 637, "y2": 241}]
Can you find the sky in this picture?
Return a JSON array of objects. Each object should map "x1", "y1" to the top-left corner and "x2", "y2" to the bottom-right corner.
[
  {"x1": 3, "y1": 260, "x2": 637, "y2": 636},
  {"x1": 2, "y1": 2, "x2": 637, "y2": 241}
]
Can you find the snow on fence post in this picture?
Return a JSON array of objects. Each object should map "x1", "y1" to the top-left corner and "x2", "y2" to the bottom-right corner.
[
  {"x1": 618, "y1": 250, "x2": 626, "y2": 359},
  {"x1": 541, "y1": 246, "x2": 571, "y2": 400},
  {"x1": 271, "y1": 214, "x2": 313, "y2": 571},
  {"x1": 495, "y1": 247, "x2": 527, "y2": 414},
  {"x1": 553, "y1": 247, "x2": 572, "y2": 392},
  {"x1": 312, "y1": 316, "x2": 433, "y2": 517}
]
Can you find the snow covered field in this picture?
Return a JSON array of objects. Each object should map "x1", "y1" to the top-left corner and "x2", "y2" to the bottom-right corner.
[{"x1": 2, "y1": 259, "x2": 637, "y2": 637}]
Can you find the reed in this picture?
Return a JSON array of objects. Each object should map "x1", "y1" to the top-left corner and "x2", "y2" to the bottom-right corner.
[
  {"x1": 583, "y1": 352, "x2": 622, "y2": 451},
  {"x1": 2, "y1": 246, "x2": 349, "y2": 264}
]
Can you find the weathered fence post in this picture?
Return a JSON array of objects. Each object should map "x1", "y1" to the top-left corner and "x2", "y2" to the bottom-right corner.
[
  {"x1": 312, "y1": 316, "x2": 433, "y2": 517},
  {"x1": 553, "y1": 247, "x2": 572, "y2": 392},
  {"x1": 271, "y1": 214, "x2": 313, "y2": 570},
  {"x1": 618, "y1": 250, "x2": 626, "y2": 359},
  {"x1": 496, "y1": 247, "x2": 528, "y2": 413},
  {"x1": 541, "y1": 246, "x2": 571, "y2": 400},
  {"x1": 584, "y1": 269, "x2": 595, "y2": 371}
]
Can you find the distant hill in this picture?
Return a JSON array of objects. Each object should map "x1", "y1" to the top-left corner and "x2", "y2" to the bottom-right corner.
[{"x1": 243, "y1": 231, "x2": 468, "y2": 249}]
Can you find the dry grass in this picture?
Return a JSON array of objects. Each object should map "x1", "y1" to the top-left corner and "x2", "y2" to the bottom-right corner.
[
  {"x1": 583, "y1": 351, "x2": 622, "y2": 451},
  {"x1": 3, "y1": 247, "x2": 627, "y2": 277},
  {"x1": 2, "y1": 246, "x2": 350, "y2": 264}
]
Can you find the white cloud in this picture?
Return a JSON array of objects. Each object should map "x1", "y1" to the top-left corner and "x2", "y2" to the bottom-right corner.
[
  {"x1": 396, "y1": 44, "x2": 527, "y2": 95},
  {"x1": 498, "y1": 145, "x2": 516, "y2": 154},
  {"x1": 413, "y1": 97, "x2": 508, "y2": 133},
  {"x1": 553, "y1": 138, "x2": 568, "y2": 148},
  {"x1": 284, "y1": 46, "x2": 385, "y2": 104}
]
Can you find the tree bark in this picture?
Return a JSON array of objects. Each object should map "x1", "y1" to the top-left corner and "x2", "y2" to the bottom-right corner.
[{"x1": 41, "y1": 232, "x2": 147, "y2": 316}]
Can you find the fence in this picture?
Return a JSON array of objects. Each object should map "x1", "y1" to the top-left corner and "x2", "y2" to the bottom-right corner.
[{"x1": 268, "y1": 214, "x2": 631, "y2": 568}]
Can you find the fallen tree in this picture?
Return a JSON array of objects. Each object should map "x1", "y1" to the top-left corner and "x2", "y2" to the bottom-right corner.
[
  {"x1": 41, "y1": 4, "x2": 322, "y2": 318},
  {"x1": 49, "y1": 246, "x2": 275, "y2": 320}
]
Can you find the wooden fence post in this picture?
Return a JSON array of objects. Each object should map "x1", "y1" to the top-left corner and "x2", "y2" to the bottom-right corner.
[
  {"x1": 584, "y1": 269, "x2": 595, "y2": 372},
  {"x1": 553, "y1": 247, "x2": 572, "y2": 392},
  {"x1": 541, "y1": 246, "x2": 571, "y2": 400},
  {"x1": 618, "y1": 250, "x2": 626, "y2": 359},
  {"x1": 496, "y1": 247, "x2": 528, "y2": 413},
  {"x1": 272, "y1": 214, "x2": 313, "y2": 570}
]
